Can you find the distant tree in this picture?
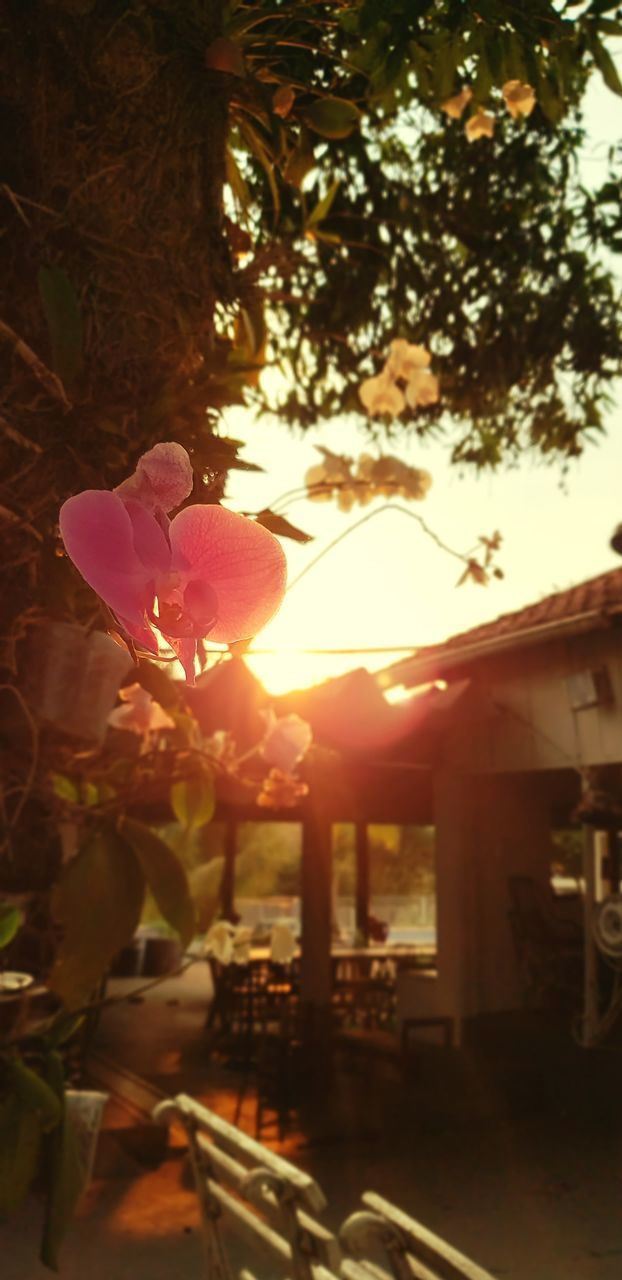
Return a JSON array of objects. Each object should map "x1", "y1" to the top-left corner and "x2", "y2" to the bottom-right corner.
[{"x1": 368, "y1": 824, "x2": 436, "y2": 897}]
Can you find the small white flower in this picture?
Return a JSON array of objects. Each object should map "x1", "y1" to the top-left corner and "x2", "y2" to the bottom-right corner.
[
  {"x1": 304, "y1": 462, "x2": 332, "y2": 500},
  {"x1": 205, "y1": 921, "x2": 252, "y2": 965},
  {"x1": 405, "y1": 369, "x2": 440, "y2": 408},
  {"x1": 231, "y1": 926, "x2": 252, "y2": 965},
  {"x1": 359, "y1": 373, "x2": 406, "y2": 417},
  {"x1": 270, "y1": 923, "x2": 297, "y2": 964},
  {"x1": 261, "y1": 710, "x2": 312, "y2": 774},
  {"x1": 465, "y1": 109, "x2": 495, "y2": 142},
  {"x1": 336, "y1": 486, "x2": 358, "y2": 513},
  {"x1": 402, "y1": 467, "x2": 433, "y2": 500},
  {"x1": 204, "y1": 921, "x2": 236, "y2": 964},
  {"x1": 441, "y1": 86, "x2": 472, "y2": 119},
  {"x1": 502, "y1": 80, "x2": 536, "y2": 119}
]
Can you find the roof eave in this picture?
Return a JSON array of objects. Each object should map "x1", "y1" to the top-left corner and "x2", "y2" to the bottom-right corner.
[{"x1": 381, "y1": 606, "x2": 622, "y2": 690}]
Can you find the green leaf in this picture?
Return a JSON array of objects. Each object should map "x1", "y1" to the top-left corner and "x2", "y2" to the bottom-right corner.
[
  {"x1": 303, "y1": 97, "x2": 362, "y2": 139},
  {"x1": 40, "y1": 1053, "x2": 84, "y2": 1271},
  {"x1": 534, "y1": 63, "x2": 565, "y2": 123},
  {"x1": 49, "y1": 828, "x2": 145, "y2": 1009},
  {"x1": 46, "y1": 1011, "x2": 86, "y2": 1047},
  {"x1": 504, "y1": 32, "x2": 529, "y2": 85},
  {"x1": 170, "y1": 775, "x2": 215, "y2": 832},
  {"x1": 0, "y1": 902, "x2": 23, "y2": 948},
  {"x1": 120, "y1": 819, "x2": 196, "y2": 948},
  {"x1": 38, "y1": 266, "x2": 83, "y2": 389},
  {"x1": 589, "y1": 31, "x2": 622, "y2": 96},
  {"x1": 471, "y1": 42, "x2": 493, "y2": 104},
  {"x1": 306, "y1": 179, "x2": 340, "y2": 229},
  {"x1": 0, "y1": 1094, "x2": 41, "y2": 1219},
  {"x1": 8, "y1": 1058, "x2": 63, "y2": 1130},
  {"x1": 597, "y1": 19, "x2": 622, "y2": 36},
  {"x1": 431, "y1": 34, "x2": 460, "y2": 101},
  {"x1": 81, "y1": 781, "x2": 99, "y2": 807},
  {"x1": 254, "y1": 509, "x2": 313, "y2": 544},
  {"x1": 189, "y1": 856, "x2": 224, "y2": 932},
  {"x1": 51, "y1": 773, "x2": 79, "y2": 804},
  {"x1": 238, "y1": 118, "x2": 281, "y2": 224}
]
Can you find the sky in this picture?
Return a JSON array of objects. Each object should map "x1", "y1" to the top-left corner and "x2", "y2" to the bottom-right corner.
[{"x1": 218, "y1": 73, "x2": 622, "y2": 697}]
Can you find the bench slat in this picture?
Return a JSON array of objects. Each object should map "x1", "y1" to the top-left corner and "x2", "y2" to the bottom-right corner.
[
  {"x1": 345, "y1": 1193, "x2": 495, "y2": 1280},
  {"x1": 166, "y1": 1093, "x2": 325, "y2": 1212}
]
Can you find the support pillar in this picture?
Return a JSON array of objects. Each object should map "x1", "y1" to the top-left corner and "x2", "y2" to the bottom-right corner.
[
  {"x1": 355, "y1": 820, "x2": 369, "y2": 943},
  {"x1": 220, "y1": 819, "x2": 236, "y2": 922},
  {"x1": 300, "y1": 812, "x2": 333, "y2": 1045}
]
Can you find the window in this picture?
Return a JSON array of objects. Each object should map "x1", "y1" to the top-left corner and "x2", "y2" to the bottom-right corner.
[
  {"x1": 368, "y1": 824, "x2": 436, "y2": 947},
  {"x1": 331, "y1": 823, "x2": 357, "y2": 944},
  {"x1": 550, "y1": 828, "x2": 583, "y2": 896},
  {"x1": 234, "y1": 821, "x2": 302, "y2": 942},
  {"x1": 330, "y1": 822, "x2": 437, "y2": 948}
]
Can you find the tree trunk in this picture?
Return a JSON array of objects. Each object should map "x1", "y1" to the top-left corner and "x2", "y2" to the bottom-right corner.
[{"x1": 0, "y1": 0, "x2": 232, "y2": 881}]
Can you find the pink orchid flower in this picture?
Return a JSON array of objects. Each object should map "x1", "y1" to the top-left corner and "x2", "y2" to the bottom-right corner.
[{"x1": 59, "y1": 442, "x2": 287, "y2": 684}]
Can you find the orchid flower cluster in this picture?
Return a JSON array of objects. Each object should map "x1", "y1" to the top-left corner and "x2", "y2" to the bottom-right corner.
[
  {"x1": 106, "y1": 681, "x2": 313, "y2": 810},
  {"x1": 204, "y1": 918, "x2": 298, "y2": 966},
  {"x1": 305, "y1": 444, "x2": 432, "y2": 513},
  {"x1": 441, "y1": 80, "x2": 536, "y2": 142},
  {"x1": 59, "y1": 442, "x2": 287, "y2": 685},
  {"x1": 359, "y1": 338, "x2": 439, "y2": 419}
]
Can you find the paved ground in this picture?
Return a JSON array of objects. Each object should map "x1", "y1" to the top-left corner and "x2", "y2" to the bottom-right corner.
[{"x1": 6, "y1": 963, "x2": 622, "y2": 1279}]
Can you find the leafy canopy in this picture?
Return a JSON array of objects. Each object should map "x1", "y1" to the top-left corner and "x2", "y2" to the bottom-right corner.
[{"x1": 221, "y1": 0, "x2": 622, "y2": 464}]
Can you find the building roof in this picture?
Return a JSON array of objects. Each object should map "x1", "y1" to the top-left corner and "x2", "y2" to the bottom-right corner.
[{"x1": 381, "y1": 566, "x2": 622, "y2": 687}]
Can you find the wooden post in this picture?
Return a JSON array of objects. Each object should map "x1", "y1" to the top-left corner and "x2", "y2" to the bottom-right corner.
[
  {"x1": 220, "y1": 818, "x2": 237, "y2": 922},
  {"x1": 355, "y1": 820, "x2": 369, "y2": 943},
  {"x1": 300, "y1": 810, "x2": 333, "y2": 1045},
  {"x1": 581, "y1": 824, "x2": 600, "y2": 1047}
]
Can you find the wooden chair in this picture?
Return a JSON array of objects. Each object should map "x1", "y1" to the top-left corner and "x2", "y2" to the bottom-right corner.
[
  {"x1": 153, "y1": 1093, "x2": 342, "y2": 1280},
  {"x1": 339, "y1": 1191, "x2": 496, "y2": 1280}
]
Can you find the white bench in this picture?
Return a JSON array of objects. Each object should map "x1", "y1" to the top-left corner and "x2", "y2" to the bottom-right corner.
[
  {"x1": 153, "y1": 1093, "x2": 341, "y2": 1280},
  {"x1": 340, "y1": 1191, "x2": 497, "y2": 1280},
  {"x1": 154, "y1": 1094, "x2": 496, "y2": 1280}
]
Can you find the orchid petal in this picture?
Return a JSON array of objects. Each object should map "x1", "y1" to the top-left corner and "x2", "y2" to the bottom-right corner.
[
  {"x1": 115, "y1": 441, "x2": 194, "y2": 514},
  {"x1": 168, "y1": 505, "x2": 287, "y2": 643},
  {"x1": 122, "y1": 499, "x2": 172, "y2": 576},
  {"x1": 115, "y1": 612, "x2": 159, "y2": 655},
  {"x1": 163, "y1": 633, "x2": 198, "y2": 685},
  {"x1": 59, "y1": 491, "x2": 155, "y2": 625}
]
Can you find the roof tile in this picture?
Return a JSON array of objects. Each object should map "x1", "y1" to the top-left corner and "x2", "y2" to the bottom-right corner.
[{"x1": 421, "y1": 566, "x2": 622, "y2": 657}]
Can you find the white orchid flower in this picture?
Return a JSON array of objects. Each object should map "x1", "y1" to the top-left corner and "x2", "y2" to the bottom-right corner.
[
  {"x1": 405, "y1": 369, "x2": 440, "y2": 408},
  {"x1": 441, "y1": 86, "x2": 472, "y2": 119},
  {"x1": 108, "y1": 684, "x2": 175, "y2": 736},
  {"x1": 231, "y1": 927, "x2": 252, "y2": 965},
  {"x1": 502, "y1": 80, "x2": 536, "y2": 119},
  {"x1": 402, "y1": 467, "x2": 433, "y2": 500},
  {"x1": 204, "y1": 921, "x2": 236, "y2": 965},
  {"x1": 261, "y1": 710, "x2": 312, "y2": 774},
  {"x1": 386, "y1": 339, "x2": 432, "y2": 381},
  {"x1": 304, "y1": 462, "x2": 332, "y2": 500},
  {"x1": 465, "y1": 110, "x2": 495, "y2": 142},
  {"x1": 205, "y1": 921, "x2": 252, "y2": 965},
  {"x1": 359, "y1": 373, "x2": 406, "y2": 417}
]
